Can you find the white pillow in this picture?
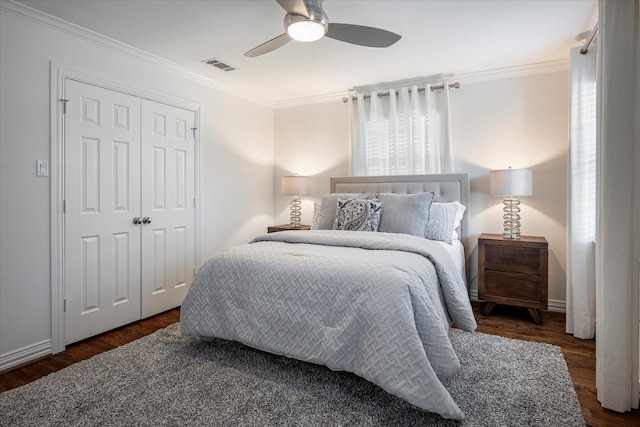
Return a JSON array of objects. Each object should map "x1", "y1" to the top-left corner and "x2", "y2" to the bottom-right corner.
[
  {"x1": 376, "y1": 192, "x2": 434, "y2": 237},
  {"x1": 311, "y1": 193, "x2": 369, "y2": 230},
  {"x1": 451, "y1": 201, "x2": 466, "y2": 240},
  {"x1": 332, "y1": 198, "x2": 382, "y2": 232},
  {"x1": 426, "y1": 201, "x2": 466, "y2": 243}
]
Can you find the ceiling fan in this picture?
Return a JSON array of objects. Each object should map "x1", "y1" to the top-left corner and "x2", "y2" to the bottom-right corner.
[{"x1": 244, "y1": 0, "x2": 402, "y2": 57}]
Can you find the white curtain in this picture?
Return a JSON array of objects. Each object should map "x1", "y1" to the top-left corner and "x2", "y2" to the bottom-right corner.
[
  {"x1": 595, "y1": 0, "x2": 640, "y2": 413},
  {"x1": 566, "y1": 46, "x2": 597, "y2": 339},
  {"x1": 349, "y1": 83, "x2": 454, "y2": 176}
]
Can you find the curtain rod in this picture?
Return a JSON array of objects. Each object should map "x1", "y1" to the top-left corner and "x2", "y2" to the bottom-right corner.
[
  {"x1": 580, "y1": 24, "x2": 598, "y2": 54},
  {"x1": 342, "y1": 81, "x2": 460, "y2": 103}
]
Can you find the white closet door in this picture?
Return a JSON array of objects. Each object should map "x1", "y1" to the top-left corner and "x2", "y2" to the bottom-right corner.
[
  {"x1": 141, "y1": 100, "x2": 196, "y2": 317},
  {"x1": 64, "y1": 80, "x2": 142, "y2": 344}
]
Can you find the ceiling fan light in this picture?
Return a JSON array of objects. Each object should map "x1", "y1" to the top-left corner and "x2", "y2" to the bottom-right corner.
[{"x1": 288, "y1": 20, "x2": 326, "y2": 42}]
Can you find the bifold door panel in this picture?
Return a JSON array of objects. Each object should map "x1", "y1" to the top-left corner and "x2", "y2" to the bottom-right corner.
[
  {"x1": 141, "y1": 100, "x2": 195, "y2": 318},
  {"x1": 64, "y1": 80, "x2": 196, "y2": 345}
]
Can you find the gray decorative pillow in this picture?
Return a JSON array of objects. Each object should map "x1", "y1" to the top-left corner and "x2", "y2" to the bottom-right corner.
[
  {"x1": 426, "y1": 201, "x2": 466, "y2": 243},
  {"x1": 311, "y1": 193, "x2": 369, "y2": 230},
  {"x1": 333, "y1": 198, "x2": 382, "y2": 232},
  {"x1": 376, "y1": 192, "x2": 434, "y2": 237}
]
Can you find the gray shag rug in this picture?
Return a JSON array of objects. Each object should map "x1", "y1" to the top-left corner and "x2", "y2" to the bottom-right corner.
[{"x1": 0, "y1": 324, "x2": 585, "y2": 427}]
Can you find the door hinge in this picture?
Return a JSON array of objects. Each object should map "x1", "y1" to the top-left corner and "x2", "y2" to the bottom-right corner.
[
  {"x1": 63, "y1": 200, "x2": 66, "y2": 213},
  {"x1": 191, "y1": 127, "x2": 197, "y2": 138},
  {"x1": 193, "y1": 198, "x2": 196, "y2": 208},
  {"x1": 63, "y1": 298, "x2": 66, "y2": 312},
  {"x1": 60, "y1": 99, "x2": 68, "y2": 114}
]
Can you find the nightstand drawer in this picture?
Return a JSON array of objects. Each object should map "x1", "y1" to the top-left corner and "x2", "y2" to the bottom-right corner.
[
  {"x1": 484, "y1": 271, "x2": 541, "y2": 302},
  {"x1": 484, "y1": 245, "x2": 541, "y2": 275}
]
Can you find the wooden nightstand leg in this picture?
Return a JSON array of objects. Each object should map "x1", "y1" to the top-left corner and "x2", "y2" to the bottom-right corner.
[
  {"x1": 482, "y1": 302, "x2": 496, "y2": 317},
  {"x1": 527, "y1": 308, "x2": 542, "y2": 325}
]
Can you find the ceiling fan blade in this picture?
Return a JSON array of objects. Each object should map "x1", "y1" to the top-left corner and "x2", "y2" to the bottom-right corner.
[
  {"x1": 276, "y1": 0, "x2": 309, "y2": 17},
  {"x1": 244, "y1": 33, "x2": 292, "y2": 57},
  {"x1": 326, "y1": 23, "x2": 401, "y2": 48}
]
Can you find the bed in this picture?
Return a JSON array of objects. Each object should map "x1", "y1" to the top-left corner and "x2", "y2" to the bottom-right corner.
[{"x1": 181, "y1": 174, "x2": 477, "y2": 420}]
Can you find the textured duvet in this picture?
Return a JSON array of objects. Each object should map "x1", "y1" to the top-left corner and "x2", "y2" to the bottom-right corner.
[{"x1": 181, "y1": 230, "x2": 477, "y2": 420}]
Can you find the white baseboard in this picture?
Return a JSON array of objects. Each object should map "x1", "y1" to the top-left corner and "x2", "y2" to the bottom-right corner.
[
  {"x1": 470, "y1": 290, "x2": 566, "y2": 313},
  {"x1": 547, "y1": 299, "x2": 566, "y2": 313},
  {"x1": 0, "y1": 339, "x2": 51, "y2": 372}
]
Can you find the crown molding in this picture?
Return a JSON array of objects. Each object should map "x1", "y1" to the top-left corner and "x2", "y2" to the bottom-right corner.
[
  {"x1": 454, "y1": 60, "x2": 569, "y2": 85},
  {"x1": 1, "y1": 0, "x2": 274, "y2": 108},
  {"x1": 275, "y1": 60, "x2": 569, "y2": 108}
]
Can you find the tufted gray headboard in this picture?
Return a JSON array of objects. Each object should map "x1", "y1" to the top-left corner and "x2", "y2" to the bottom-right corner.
[{"x1": 330, "y1": 173, "x2": 471, "y2": 278}]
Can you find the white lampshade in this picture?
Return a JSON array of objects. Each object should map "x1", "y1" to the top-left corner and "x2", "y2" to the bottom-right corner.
[
  {"x1": 490, "y1": 168, "x2": 533, "y2": 197},
  {"x1": 282, "y1": 175, "x2": 310, "y2": 196}
]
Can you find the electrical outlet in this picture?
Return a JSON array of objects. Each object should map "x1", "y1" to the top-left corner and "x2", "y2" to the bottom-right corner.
[{"x1": 36, "y1": 159, "x2": 49, "y2": 177}]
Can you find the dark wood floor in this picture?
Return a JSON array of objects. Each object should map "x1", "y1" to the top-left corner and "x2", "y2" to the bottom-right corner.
[
  {"x1": 1, "y1": 304, "x2": 639, "y2": 427},
  {"x1": 0, "y1": 309, "x2": 181, "y2": 392}
]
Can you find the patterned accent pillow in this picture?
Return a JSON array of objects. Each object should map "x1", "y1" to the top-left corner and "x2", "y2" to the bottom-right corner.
[
  {"x1": 311, "y1": 193, "x2": 370, "y2": 230},
  {"x1": 333, "y1": 198, "x2": 382, "y2": 232}
]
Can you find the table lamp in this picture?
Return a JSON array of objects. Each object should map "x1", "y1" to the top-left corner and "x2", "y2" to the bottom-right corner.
[
  {"x1": 282, "y1": 175, "x2": 310, "y2": 228},
  {"x1": 490, "y1": 167, "x2": 533, "y2": 239}
]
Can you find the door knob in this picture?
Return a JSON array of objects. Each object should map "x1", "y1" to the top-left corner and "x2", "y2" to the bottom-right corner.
[
  {"x1": 142, "y1": 216, "x2": 152, "y2": 224},
  {"x1": 132, "y1": 216, "x2": 142, "y2": 225}
]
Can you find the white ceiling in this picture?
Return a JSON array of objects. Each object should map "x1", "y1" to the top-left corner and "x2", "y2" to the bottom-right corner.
[{"x1": 14, "y1": 0, "x2": 597, "y2": 104}]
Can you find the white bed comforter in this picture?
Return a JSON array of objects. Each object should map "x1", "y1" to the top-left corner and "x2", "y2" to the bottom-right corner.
[{"x1": 181, "y1": 230, "x2": 477, "y2": 419}]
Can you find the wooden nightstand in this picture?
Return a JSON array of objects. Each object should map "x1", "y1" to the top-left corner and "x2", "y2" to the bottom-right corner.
[
  {"x1": 478, "y1": 233, "x2": 548, "y2": 324},
  {"x1": 267, "y1": 224, "x2": 311, "y2": 233}
]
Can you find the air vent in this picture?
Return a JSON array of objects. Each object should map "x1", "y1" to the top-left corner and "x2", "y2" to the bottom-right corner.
[{"x1": 202, "y1": 58, "x2": 237, "y2": 72}]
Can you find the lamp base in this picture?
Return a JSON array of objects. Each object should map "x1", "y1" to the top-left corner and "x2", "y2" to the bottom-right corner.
[
  {"x1": 289, "y1": 196, "x2": 302, "y2": 228},
  {"x1": 502, "y1": 197, "x2": 522, "y2": 239}
]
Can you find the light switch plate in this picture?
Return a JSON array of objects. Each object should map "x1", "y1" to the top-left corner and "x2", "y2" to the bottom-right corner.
[{"x1": 36, "y1": 159, "x2": 49, "y2": 177}]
